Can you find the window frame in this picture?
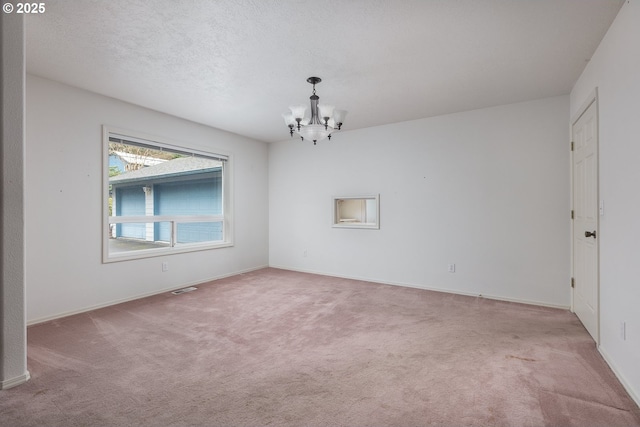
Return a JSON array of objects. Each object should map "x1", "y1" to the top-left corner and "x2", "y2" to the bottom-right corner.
[
  {"x1": 332, "y1": 194, "x2": 380, "y2": 229},
  {"x1": 102, "y1": 126, "x2": 233, "y2": 263}
]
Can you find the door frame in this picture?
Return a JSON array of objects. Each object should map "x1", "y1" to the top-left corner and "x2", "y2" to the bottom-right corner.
[{"x1": 570, "y1": 87, "x2": 600, "y2": 345}]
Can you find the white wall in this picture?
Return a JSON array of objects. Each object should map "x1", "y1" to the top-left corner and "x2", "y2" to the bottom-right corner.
[
  {"x1": 1, "y1": 13, "x2": 30, "y2": 389},
  {"x1": 25, "y1": 75, "x2": 269, "y2": 323},
  {"x1": 570, "y1": 0, "x2": 640, "y2": 404},
  {"x1": 270, "y1": 96, "x2": 570, "y2": 308}
]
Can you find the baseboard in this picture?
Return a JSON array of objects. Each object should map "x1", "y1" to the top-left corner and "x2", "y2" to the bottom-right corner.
[
  {"x1": 268, "y1": 265, "x2": 570, "y2": 310},
  {"x1": 27, "y1": 264, "x2": 269, "y2": 326},
  {"x1": 598, "y1": 346, "x2": 640, "y2": 408},
  {"x1": 28, "y1": 263, "x2": 569, "y2": 325},
  {"x1": 0, "y1": 371, "x2": 30, "y2": 390}
]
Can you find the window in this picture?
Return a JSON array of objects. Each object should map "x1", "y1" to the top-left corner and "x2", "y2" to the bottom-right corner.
[
  {"x1": 103, "y1": 127, "x2": 232, "y2": 262},
  {"x1": 332, "y1": 195, "x2": 380, "y2": 229}
]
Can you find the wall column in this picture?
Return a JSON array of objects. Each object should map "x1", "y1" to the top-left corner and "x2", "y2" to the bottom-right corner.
[{"x1": 0, "y1": 12, "x2": 29, "y2": 389}]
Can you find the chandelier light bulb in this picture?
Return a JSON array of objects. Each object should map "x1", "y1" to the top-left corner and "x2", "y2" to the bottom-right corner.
[
  {"x1": 333, "y1": 110, "x2": 348, "y2": 129},
  {"x1": 318, "y1": 104, "x2": 335, "y2": 127},
  {"x1": 282, "y1": 112, "x2": 295, "y2": 126},
  {"x1": 289, "y1": 105, "x2": 307, "y2": 121}
]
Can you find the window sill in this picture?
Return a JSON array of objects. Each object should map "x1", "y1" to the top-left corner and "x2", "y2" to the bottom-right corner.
[{"x1": 103, "y1": 240, "x2": 233, "y2": 263}]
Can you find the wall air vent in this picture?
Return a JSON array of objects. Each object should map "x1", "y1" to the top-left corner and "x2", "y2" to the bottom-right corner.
[{"x1": 171, "y1": 286, "x2": 198, "y2": 295}]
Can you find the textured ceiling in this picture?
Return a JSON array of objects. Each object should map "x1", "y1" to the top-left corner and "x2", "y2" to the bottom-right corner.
[{"x1": 26, "y1": 0, "x2": 624, "y2": 143}]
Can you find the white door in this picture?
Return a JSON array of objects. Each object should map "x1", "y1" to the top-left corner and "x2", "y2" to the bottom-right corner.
[{"x1": 572, "y1": 99, "x2": 599, "y2": 343}]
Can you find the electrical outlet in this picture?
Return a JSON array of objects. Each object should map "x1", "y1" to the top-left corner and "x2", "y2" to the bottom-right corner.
[
  {"x1": 448, "y1": 264, "x2": 456, "y2": 273},
  {"x1": 620, "y1": 321, "x2": 626, "y2": 340},
  {"x1": 303, "y1": 249, "x2": 307, "y2": 258},
  {"x1": 162, "y1": 261, "x2": 169, "y2": 272}
]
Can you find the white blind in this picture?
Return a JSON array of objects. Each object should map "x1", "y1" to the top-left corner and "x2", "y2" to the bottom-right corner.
[{"x1": 109, "y1": 133, "x2": 228, "y2": 162}]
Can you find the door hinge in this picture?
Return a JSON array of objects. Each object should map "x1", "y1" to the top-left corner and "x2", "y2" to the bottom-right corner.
[
  {"x1": 571, "y1": 277, "x2": 575, "y2": 288},
  {"x1": 571, "y1": 141, "x2": 574, "y2": 151},
  {"x1": 571, "y1": 210, "x2": 574, "y2": 219}
]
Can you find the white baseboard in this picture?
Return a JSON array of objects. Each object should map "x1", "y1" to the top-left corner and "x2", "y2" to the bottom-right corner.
[
  {"x1": 27, "y1": 264, "x2": 269, "y2": 326},
  {"x1": 268, "y1": 265, "x2": 570, "y2": 310},
  {"x1": 598, "y1": 346, "x2": 640, "y2": 408},
  {"x1": 0, "y1": 371, "x2": 30, "y2": 390}
]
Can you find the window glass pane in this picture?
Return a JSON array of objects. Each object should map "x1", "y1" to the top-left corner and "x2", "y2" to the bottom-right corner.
[
  {"x1": 105, "y1": 131, "x2": 230, "y2": 261},
  {"x1": 175, "y1": 221, "x2": 223, "y2": 244}
]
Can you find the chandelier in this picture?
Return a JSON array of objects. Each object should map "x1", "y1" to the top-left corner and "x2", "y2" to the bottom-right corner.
[{"x1": 282, "y1": 77, "x2": 347, "y2": 145}]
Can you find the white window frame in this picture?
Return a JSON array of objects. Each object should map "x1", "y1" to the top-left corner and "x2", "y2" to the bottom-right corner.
[{"x1": 102, "y1": 126, "x2": 233, "y2": 263}]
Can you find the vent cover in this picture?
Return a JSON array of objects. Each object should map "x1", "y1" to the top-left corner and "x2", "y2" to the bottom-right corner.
[{"x1": 171, "y1": 286, "x2": 198, "y2": 295}]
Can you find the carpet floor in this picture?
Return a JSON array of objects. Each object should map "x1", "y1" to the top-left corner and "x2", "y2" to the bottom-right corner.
[{"x1": 1, "y1": 268, "x2": 639, "y2": 426}]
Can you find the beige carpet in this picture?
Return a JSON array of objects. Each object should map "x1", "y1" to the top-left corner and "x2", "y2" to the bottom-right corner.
[{"x1": 1, "y1": 268, "x2": 639, "y2": 426}]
